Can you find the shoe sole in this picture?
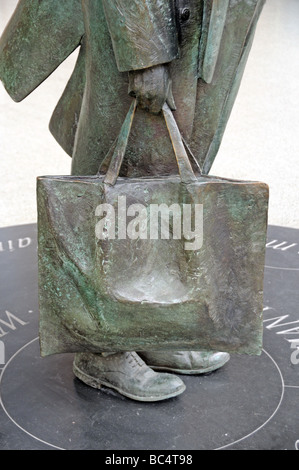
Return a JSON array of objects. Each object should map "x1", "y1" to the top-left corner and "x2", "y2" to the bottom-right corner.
[
  {"x1": 73, "y1": 363, "x2": 186, "y2": 402},
  {"x1": 147, "y1": 355, "x2": 230, "y2": 375}
]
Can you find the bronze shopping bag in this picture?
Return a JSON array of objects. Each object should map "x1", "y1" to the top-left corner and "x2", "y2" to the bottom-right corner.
[{"x1": 37, "y1": 100, "x2": 269, "y2": 356}]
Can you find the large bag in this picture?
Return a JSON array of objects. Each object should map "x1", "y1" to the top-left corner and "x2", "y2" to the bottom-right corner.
[{"x1": 37, "y1": 100, "x2": 269, "y2": 356}]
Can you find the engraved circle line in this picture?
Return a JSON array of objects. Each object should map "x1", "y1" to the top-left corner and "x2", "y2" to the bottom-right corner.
[{"x1": 0, "y1": 338, "x2": 285, "y2": 451}]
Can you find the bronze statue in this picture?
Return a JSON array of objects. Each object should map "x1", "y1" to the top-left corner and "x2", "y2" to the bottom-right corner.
[{"x1": 0, "y1": 0, "x2": 266, "y2": 401}]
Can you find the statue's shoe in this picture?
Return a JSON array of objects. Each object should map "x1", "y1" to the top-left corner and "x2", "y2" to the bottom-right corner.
[
  {"x1": 139, "y1": 351, "x2": 230, "y2": 375},
  {"x1": 73, "y1": 351, "x2": 186, "y2": 402}
]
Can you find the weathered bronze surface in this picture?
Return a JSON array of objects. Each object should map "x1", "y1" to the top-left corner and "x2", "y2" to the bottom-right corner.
[
  {"x1": 0, "y1": 1, "x2": 268, "y2": 399},
  {"x1": 38, "y1": 170, "x2": 268, "y2": 356},
  {"x1": 0, "y1": 0, "x2": 265, "y2": 176},
  {"x1": 37, "y1": 102, "x2": 268, "y2": 356}
]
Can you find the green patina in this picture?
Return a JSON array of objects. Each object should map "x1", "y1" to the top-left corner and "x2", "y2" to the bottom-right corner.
[{"x1": 1, "y1": 0, "x2": 268, "y2": 358}]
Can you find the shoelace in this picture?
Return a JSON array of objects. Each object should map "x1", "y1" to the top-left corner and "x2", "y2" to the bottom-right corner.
[{"x1": 126, "y1": 352, "x2": 145, "y2": 368}]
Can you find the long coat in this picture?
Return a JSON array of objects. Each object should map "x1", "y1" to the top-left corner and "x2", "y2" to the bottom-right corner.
[{"x1": 0, "y1": 0, "x2": 264, "y2": 177}]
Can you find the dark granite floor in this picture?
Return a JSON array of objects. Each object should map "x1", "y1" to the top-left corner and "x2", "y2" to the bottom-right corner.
[{"x1": 0, "y1": 224, "x2": 298, "y2": 450}]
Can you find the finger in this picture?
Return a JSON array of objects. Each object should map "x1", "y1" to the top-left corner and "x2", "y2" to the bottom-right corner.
[
  {"x1": 149, "y1": 95, "x2": 164, "y2": 115},
  {"x1": 137, "y1": 93, "x2": 151, "y2": 112}
]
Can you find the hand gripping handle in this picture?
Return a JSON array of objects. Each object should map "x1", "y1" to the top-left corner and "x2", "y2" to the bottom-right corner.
[{"x1": 99, "y1": 99, "x2": 198, "y2": 186}]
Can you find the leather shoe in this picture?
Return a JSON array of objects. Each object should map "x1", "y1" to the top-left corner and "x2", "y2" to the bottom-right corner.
[
  {"x1": 73, "y1": 351, "x2": 186, "y2": 402},
  {"x1": 139, "y1": 351, "x2": 230, "y2": 375}
]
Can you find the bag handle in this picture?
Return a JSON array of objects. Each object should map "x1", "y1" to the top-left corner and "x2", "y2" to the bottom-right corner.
[
  {"x1": 99, "y1": 99, "x2": 198, "y2": 186},
  {"x1": 162, "y1": 103, "x2": 198, "y2": 183}
]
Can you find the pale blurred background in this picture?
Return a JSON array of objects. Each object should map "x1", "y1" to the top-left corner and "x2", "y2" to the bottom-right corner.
[{"x1": 0, "y1": 0, "x2": 298, "y2": 228}]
